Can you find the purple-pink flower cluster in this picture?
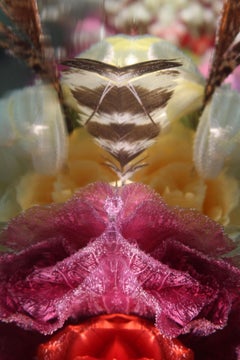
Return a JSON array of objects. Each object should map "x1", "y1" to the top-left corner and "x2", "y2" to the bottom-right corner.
[{"x1": 0, "y1": 182, "x2": 239, "y2": 359}]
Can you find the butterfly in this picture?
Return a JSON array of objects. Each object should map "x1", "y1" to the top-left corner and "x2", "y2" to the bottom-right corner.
[
  {"x1": 0, "y1": 0, "x2": 240, "y2": 182},
  {"x1": 61, "y1": 0, "x2": 240, "y2": 181},
  {"x1": 61, "y1": 35, "x2": 204, "y2": 182}
]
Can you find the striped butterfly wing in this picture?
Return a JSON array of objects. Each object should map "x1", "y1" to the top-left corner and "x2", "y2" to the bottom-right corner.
[{"x1": 62, "y1": 57, "x2": 182, "y2": 180}]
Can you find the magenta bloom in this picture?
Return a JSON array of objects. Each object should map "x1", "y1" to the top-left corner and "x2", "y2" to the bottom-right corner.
[{"x1": 0, "y1": 182, "x2": 239, "y2": 359}]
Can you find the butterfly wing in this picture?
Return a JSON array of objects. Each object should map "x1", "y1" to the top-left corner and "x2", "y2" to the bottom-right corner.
[
  {"x1": 0, "y1": 0, "x2": 68, "y2": 175},
  {"x1": 0, "y1": 84, "x2": 67, "y2": 175},
  {"x1": 194, "y1": 86, "x2": 240, "y2": 179},
  {"x1": 205, "y1": 0, "x2": 240, "y2": 102},
  {"x1": 194, "y1": 0, "x2": 240, "y2": 178},
  {"x1": 62, "y1": 57, "x2": 183, "y2": 179}
]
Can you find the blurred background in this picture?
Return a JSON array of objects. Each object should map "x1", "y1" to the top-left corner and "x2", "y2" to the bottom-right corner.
[{"x1": 0, "y1": 0, "x2": 223, "y2": 95}]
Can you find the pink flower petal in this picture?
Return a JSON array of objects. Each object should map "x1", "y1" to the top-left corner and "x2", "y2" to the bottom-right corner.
[
  {"x1": 0, "y1": 182, "x2": 239, "y2": 360},
  {"x1": 119, "y1": 183, "x2": 234, "y2": 256}
]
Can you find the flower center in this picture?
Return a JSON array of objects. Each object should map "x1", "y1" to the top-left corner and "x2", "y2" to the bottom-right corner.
[{"x1": 37, "y1": 313, "x2": 194, "y2": 360}]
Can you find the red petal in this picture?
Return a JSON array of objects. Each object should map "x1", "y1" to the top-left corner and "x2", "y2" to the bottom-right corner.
[{"x1": 37, "y1": 314, "x2": 194, "y2": 360}]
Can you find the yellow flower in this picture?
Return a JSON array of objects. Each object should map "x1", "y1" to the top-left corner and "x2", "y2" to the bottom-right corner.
[
  {"x1": 133, "y1": 122, "x2": 239, "y2": 226},
  {"x1": 13, "y1": 122, "x2": 239, "y2": 229},
  {"x1": 16, "y1": 128, "x2": 116, "y2": 210}
]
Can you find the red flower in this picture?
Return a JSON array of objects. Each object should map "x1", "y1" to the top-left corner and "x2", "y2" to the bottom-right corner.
[
  {"x1": 37, "y1": 314, "x2": 193, "y2": 360},
  {"x1": 0, "y1": 182, "x2": 239, "y2": 359}
]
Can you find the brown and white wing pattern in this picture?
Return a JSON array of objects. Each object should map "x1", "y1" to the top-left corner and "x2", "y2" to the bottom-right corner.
[
  {"x1": 62, "y1": 57, "x2": 182, "y2": 179},
  {"x1": 0, "y1": 0, "x2": 60, "y2": 92},
  {"x1": 0, "y1": 0, "x2": 68, "y2": 175},
  {"x1": 205, "y1": 0, "x2": 240, "y2": 103}
]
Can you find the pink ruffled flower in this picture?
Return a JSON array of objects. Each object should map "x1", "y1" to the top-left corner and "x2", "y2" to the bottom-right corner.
[{"x1": 0, "y1": 182, "x2": 239, "y2": 359}]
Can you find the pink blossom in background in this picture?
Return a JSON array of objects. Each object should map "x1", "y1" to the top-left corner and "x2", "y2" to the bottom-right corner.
[
  {"x1": 0, "y1": 182, "x2": 239, "y2": 359},
  {"x1": 199, "y1": 51, "x2": 240, "y2": 91},
  {"x1": 72, "y1": 17, "x2": 115, "y2": 54},
  {"x1": 149, "y1": 20, "x2": 187, "y2": 46},
  {"x1": 226, "y1": 66, "x2": 240, "y2": 92}
]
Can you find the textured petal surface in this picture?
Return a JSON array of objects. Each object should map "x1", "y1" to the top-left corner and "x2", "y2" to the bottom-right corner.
[
  {"x1": 0, "y1": 182, "x2": 239, "y2": 359},
  {"x1": 0, "y1": 183, "x2": 109, "y2": 252},
  {"x1": 119, "y1": 183, "x2": 234, "y2": 255}
]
